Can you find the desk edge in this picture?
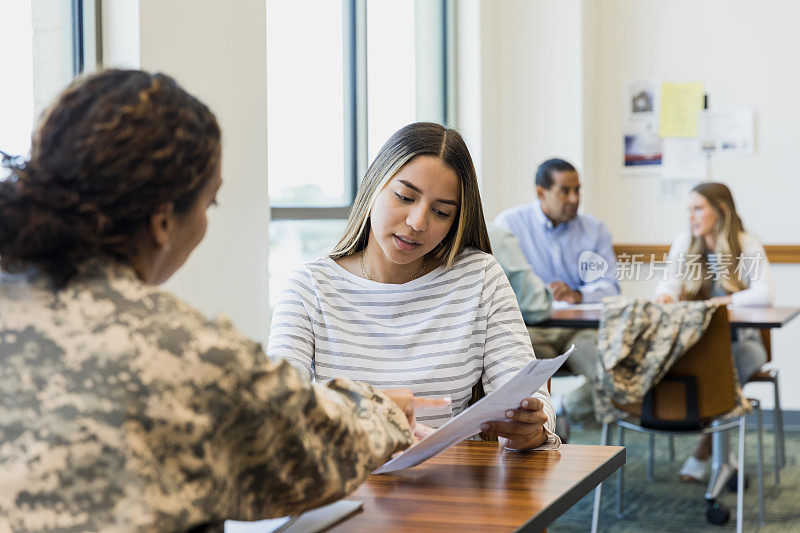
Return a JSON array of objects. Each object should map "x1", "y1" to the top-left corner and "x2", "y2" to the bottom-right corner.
[{"x1": 515, "y1": 446, "x2": 626, "y2": 533}]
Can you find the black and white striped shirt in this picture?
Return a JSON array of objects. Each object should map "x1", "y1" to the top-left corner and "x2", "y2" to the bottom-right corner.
[{"x1": 268, "y1": 248, "x2": 556, "y2": 436}]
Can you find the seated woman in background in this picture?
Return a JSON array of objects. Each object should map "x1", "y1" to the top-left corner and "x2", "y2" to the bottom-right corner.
[
  {"x1": 0, "y1": 69, "x2": 420, "y2": 532},
  {"x1": 268, "y1": 122, "x2": 560, "y2": 451},
  {"x1": 654, "y1": 182, "x2": 774, "y2": 482}
]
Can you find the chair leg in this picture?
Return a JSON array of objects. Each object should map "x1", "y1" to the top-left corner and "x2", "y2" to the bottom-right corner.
[
  {"x1": 616, "y1": 425, "x2": 625, "y2": 519},
  {"x1": 647, "y1": 433, "x2": 655, "y2": 483},
  {"x1": 591, "y1": 423, "x2": 610, "y2": 533},
  {"x1": 773, "y1": 374, "x2": 786, "y2": 469},
  {"x1": 736, "y1": 416, "x2": 745, "y2": 533},
  {"x1": 668, "y1": 435, "x2": 675, "y2": 463},
  {"x1": 755, "y1": 401, "x2": 765, "y2": 527}
]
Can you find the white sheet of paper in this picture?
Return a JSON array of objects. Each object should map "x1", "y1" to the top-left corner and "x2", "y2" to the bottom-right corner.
[
  {"x1": 373, "y1": 346, "x2": 575, "y2": 474},
  {"x1": 551, "y1": 301, "x2": 604, "y2": 311},
  {"x1": 699, "y1": 108, "x2": 754, "y2": 154},
  {"x1": 225, "y1": 516, "x2": 290, "y2": 533},
  {"x1": 662, "y1": 137, "x2": 707, "y2": 179},
  {"x1": 224, "y1": 500, "x2": 363, "y2": 533}
]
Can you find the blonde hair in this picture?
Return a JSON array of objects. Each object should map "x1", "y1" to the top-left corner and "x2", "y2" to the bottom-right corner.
[
  {"x1": 684, "y1": 182, "x2": 748, "y2": 299},
  {"x1": 329, "y1": 122, "x2": 491, "y2": 265}
]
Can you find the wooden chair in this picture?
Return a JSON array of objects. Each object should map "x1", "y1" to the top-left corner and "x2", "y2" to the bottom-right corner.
[
  {"x1": 749, "y1": 329, "x2": 786, "y2": 483},
  {"x1": 590, "y1": 307, "x2": 765, "y2": 533},
  {"x1": 664, "y1": 327, "x2": 784, "y2": 485}
]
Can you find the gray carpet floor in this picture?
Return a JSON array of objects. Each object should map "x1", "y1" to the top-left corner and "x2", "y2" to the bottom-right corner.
[{"x1": 550, "y1": 424, "x2": 800, "y2": 532}]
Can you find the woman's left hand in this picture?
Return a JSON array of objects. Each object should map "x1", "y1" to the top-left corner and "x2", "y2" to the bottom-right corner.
[
  {"x1": 709, "y1": 295, "x2": 732, "y2": 305},
  {"x1": 480, "y1": 397, "x2": 549, "y2": 450}
]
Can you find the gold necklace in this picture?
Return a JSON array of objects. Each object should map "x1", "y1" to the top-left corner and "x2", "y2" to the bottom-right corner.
[{"x1": 360, "y1": 251, "x2": 427, "y2": 282}]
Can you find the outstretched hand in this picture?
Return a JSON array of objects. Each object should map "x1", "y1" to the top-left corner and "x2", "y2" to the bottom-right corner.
[{"x1": 382, "y1": 388, "x2": 451, "y2": 432}]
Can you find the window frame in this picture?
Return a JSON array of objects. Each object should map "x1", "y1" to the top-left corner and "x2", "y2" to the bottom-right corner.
[
  {"x1": 1, "y1": 0, "x2": 96, "y2": 165},
  {"x1": 269, "y1": 0, "x2": 453, "y2": 222},
  {"x1": 72, "y1": 0, "x2": 102, "y2": 76}
]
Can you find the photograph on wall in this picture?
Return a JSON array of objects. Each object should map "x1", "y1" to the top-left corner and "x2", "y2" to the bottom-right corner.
[
  {"x1": 623, "y1": 81, "x2": 662, "y2": 172},
  {"x1": 629, "y1": 83, "x2": 656, "y2": 114},
  {"x1": 624, "y1": 120, "x2": 662, "y2": 167}
]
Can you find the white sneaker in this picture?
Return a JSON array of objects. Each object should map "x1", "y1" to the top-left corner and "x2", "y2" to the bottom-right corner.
[{"x1": 680, "y1": 456, "x2": 709, "y2": 483}]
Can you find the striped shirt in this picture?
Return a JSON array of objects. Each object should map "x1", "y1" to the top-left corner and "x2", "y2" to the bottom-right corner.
[{"x1": 268, "y1": 248, "x2": 558, "y2": 446}]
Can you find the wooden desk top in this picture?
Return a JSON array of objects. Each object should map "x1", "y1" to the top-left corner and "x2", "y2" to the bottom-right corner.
[
  {"x1": 331, "y1": 442, "x2": 625, "y2": 532},
  {"x1": 535, "y1": 306, "x2": 800, "y2": 329}
]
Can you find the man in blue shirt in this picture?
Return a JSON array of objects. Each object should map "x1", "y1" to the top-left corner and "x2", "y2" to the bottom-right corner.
[{"x1": 495, "y1": 158, "x2": 620, "y2": 423}]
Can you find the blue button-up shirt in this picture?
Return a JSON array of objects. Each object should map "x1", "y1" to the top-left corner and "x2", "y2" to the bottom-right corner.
[{"x1": 495, "y1": 201, "x2": 620, "y2": 303}]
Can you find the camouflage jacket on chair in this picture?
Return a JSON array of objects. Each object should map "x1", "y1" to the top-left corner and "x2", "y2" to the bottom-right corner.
[
  {"x1": 592, "y1": 297, "x2": 747, "y2": 423},
  {"x1": 0, "y1": 262, "x2": 412, "y2": 532}
]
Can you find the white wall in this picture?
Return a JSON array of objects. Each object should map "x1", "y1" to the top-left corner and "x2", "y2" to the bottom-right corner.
[
  {"x1": 455, "y1": 0, "x2": 584, "y2": 220},
  {"x1": 462, "y1": 0, "x2": 800, "y2": 408},
  {"x1": 103, "y1": 0, "x2": 270, "y2": 344},
  {"x1": 101, "y1": 0, "x2": 139, "y2": 69},
  {"x1": 584, "y1": 0, "x2": 800, "y2": 409},
  {"x1": 587, "y1": 0, "x2": 800, "y2": 245}
]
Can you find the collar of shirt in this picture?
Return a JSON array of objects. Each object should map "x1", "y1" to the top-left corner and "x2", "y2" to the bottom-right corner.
[{"x1": 532, "y1": 200, "x2": 572, "y2": 232}]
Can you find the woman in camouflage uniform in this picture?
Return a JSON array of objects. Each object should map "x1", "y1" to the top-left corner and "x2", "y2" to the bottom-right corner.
[{"x1": 0, "y1": 69, "x2": 418, "y2": 532}]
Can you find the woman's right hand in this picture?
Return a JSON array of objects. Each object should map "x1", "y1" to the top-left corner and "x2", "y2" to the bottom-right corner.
[
  {"x1": 655, "y1": 294, "x2": 675, "y2": 304},
  {"x1": 382, "y1": 388, "x2": 451, "y2": 430}
]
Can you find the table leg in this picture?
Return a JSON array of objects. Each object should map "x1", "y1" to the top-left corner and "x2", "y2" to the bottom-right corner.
[{"x1": 705, "y1": 423, "x2": 734, "y2": 501}]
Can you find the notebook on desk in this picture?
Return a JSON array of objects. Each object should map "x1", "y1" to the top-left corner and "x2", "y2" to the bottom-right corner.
[{"x1": 224, "y1": 500, "x2": 363, "y2": 533}]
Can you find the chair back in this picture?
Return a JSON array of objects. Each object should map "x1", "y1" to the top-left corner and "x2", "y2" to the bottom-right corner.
[
  {"x1": 469, "y1": 380, "x2": 498, "y2": 441},
  {"x1": 760, "y1": 328, "x2": 772, "y2": 362},
  {"x1": 617, "y1": 306, "x2": 739, "y2": 427}
]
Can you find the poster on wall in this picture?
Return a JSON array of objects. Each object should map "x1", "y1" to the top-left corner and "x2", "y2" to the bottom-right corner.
[
  {"x1": 661, "y1": 137, "x2": 706, "y2": 179},
  {"x1": 623, "y1": 81, "x2": 662, "y2": 173},
  {"x1": 699, "y1": 108, "x2": 755, "y2": 154},
  {"x1": 659, "y1": 82, "x2": 705, "y2": 137}
]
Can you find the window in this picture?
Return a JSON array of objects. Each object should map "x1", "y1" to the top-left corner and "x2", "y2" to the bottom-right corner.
[
  {"x1": 366, "y1": 0, "x2": 416, "y2": 161},
  {"x1": 0, "y1": 0, "x2": 98, "y2": 163},
  {"x1": 267, "y1": 0, "x2": 451, "y2": 305},
  {"x1": 266, "y1": 0, "x2": 348, "y2": 209}
]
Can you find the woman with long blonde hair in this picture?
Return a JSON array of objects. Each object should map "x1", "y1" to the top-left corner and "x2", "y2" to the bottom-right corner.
[
  {"x1": 269, "y1": 122, "x2": 560, "y2": 451},
  {"x1": 654, "y1": 182, "x2": 774, "y2": 482}
]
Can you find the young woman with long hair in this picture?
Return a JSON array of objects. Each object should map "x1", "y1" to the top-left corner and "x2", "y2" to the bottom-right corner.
[
  {"x1": 654, "y1": 182, "x2": 774, "y2": 482},
  {"x1": 269, "y1": 122, "x2": 560, "y2": 451}
]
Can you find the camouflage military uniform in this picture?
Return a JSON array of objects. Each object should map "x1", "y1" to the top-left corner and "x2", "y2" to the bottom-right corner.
[{"x1": 0, "y1": 261, "x2": 412, "y2": 532}]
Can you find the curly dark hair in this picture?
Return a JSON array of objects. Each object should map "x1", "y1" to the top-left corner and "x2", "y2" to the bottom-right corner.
[{"x1": 0, "y1": 69, "x2": 221, "y2": 288}]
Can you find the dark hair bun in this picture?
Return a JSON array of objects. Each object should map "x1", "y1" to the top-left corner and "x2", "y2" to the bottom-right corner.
[{"x1": 0, "y1": 69, "x2": 220, "y2": 287}]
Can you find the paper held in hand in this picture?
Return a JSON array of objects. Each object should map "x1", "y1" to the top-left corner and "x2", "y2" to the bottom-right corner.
[{"x1": 374, "y1": 345, "x2": 575, "y2": 474}]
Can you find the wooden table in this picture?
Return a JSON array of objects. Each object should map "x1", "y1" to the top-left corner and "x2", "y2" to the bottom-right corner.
[
  {"x1": 535, "y1": 305, "x2": 800, "y2": 329},
  {"x1": 330, "y1": 441, "x2": 625, "y2": 532}
]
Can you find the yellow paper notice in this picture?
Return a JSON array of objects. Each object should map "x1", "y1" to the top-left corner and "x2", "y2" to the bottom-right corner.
[{"x1": 659, "y1": 82, "x2": 704, "y2": 137}]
